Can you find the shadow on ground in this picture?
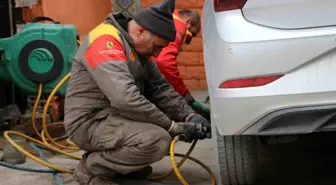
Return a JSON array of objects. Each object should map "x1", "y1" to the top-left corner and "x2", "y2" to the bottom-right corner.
[{"x1": 257, "y1": 132, "x2": 336, "y2": 185}]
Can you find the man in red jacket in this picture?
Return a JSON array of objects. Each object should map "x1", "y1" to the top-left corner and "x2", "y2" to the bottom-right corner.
[{"x1": 153, "y1": 9, "x2": 210, "y2": 121}]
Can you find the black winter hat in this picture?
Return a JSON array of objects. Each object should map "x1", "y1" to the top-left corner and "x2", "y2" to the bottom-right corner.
[{"x1": 133, "y1": 0, "x2": 176, "y2": 42}]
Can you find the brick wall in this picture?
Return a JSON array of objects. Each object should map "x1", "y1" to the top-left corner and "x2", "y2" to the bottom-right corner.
[
  {"x1": 22, "y1": 0, "x2": 112, "y2": 38},
  {"x1": 143, "y1": 0, "x2": 207, "y2": 90},
  {"x1": 23, "y1": 0, "x2": 207, "y2": 90}
]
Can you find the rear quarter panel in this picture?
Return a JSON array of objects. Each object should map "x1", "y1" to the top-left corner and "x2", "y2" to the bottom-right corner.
[
  {"x1": 202, "y1": 0, "x2": 336, "y2": 135},
  {"x1": 243, "y1": 0, "x2": 336, "y2": 29}
]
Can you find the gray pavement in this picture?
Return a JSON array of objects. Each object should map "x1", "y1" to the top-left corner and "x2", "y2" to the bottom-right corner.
[
  {"x1": 0, "y1": 90, "x2": 220, "y2": 185},
  {"x1": 0, "y1": 139, "x2": 219, "y2": 185},
  {"x1": 2, "y1": 91, "x2": 336, "y2": 185}
]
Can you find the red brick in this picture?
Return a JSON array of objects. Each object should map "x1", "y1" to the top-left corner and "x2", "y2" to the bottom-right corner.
[
  {"x1": 199, "y1": 79, "x2": 208, "y2": 89},
  {"x1": 183, "y1": 79, "x2": 199, "y2": 89},
  {"x1": 199, "y1": 52, "x2": 204, "y2": 65},
  {"x1": 185, "y1": 66, "x2": 206, "y2": 80},
  {"x1": 176, "y1": 0, "x2": 205, "y2": 9},
  {"x1": 142, "y1": 0, "x2": 161, "y2": 7},
  {"x1": 197, "y1": 0, "x2": 206, "y2": 8},
  {"x1": 141, "y1": 0, "x2": 148, "y2": 7},
  {"x1": 177, "y1": 52, "x2": 200, "y2": 66},
  {"x1": 143, "y1": 0, "x2": 205, "y2": 8},
  {"x1": 79, "y1": 36, "x2": 86, "y2": 42},
  {"x1": 182, "y1": 37, "x2": 203, "y2": 52}
]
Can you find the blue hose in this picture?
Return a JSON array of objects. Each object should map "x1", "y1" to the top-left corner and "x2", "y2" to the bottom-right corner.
[
  {"x1": 0, "y1": 160, "x2": 55, "y2": 173},
  {"x1": 0, "y1": 142, "x2": 63, "y2": 185},
  {"x1": 30, "y1": 143, "x2": 63, "y2": 185}
]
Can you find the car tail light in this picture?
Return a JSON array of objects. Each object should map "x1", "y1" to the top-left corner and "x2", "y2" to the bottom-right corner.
[
  {"x1": 214, "y1": 0, "x2": 248, "y2": 12},
  {"x1": 219, "y1": 75, "x2": 283, "y2": 88}
]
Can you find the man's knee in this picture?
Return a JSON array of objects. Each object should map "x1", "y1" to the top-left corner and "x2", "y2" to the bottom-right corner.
[{"x1": 139, "y1": 127, "x2": 172, "y2": 162}]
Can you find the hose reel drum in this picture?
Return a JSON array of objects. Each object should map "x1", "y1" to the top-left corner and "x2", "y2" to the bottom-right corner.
[{"x1": 0, "y1": 16, "x2": 78, "y2": 96}]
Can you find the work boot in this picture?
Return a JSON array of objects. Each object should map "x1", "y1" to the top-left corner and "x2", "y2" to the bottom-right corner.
[
  {"x1": 73, "y1": 158, "x2": 119, "y2": 185},
  {"x1": 116, "y1": 166, "x2": 153, "y2": 180}
]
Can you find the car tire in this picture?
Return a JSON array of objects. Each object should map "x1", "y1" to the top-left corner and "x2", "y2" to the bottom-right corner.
[{"x1": 217, "y1": 133, "x2": 259, "y2": 185}]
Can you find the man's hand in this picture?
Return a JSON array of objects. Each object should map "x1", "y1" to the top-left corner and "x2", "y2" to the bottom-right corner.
[
  {"x1": 183, "y1": 93, "x2": 211, "y2": 122},
  {"x1": 168, "y1": 121, "x2": 205, "y2": 143},
  {"x1": 186, "y1": 114, "x2": 211, "y2": 139}
]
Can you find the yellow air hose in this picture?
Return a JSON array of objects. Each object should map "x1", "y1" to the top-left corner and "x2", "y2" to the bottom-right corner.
[{"x1": 3, "y1": 65, "x2": 216, "y2": 185}]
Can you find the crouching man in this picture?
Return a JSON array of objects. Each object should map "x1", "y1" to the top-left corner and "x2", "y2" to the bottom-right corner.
[{"x1": 63, "y1": 0, "x2": 211, "y2": 184}]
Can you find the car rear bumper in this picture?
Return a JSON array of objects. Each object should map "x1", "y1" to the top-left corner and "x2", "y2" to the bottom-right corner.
[
  {"x1": 202, "y1": 0, "x2": 336, "y2": 136},
  {"x1": 211, "y1": 91, "x2": 336, "y2": 136},
  {"x1": 244, "y1": 104, "x2": 336, "y2": 136}
]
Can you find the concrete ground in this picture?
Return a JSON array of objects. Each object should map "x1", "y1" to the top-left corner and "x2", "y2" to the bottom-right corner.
[
  {"x1": 2, "y1": 91, "x2": 336, "y2": 185},
  {"x1": 0, "y1": 91, "x2": 221, "y2": 185},
  {"x1": 0, "y1": 139, "x2": 219, "y2": 185}
]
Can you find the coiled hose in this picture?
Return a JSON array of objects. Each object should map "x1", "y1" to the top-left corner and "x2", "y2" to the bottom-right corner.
[{"x1": 2, "y1": 72, "x2": 216, "y2": 185}]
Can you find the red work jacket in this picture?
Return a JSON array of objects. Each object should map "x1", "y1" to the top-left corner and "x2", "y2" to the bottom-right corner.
[{"x1": 153, "y1": 11, "x2": 190, "y2": 96}]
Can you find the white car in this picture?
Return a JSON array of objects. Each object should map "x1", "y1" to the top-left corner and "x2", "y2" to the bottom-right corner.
[{"x1": 202, "y1": 0, "x2": 336, "y2": 184}]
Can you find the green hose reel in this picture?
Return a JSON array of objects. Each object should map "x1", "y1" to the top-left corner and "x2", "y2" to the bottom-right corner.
[{"x1": 0, "y1": 19, "x2": 78, "y2": 96}]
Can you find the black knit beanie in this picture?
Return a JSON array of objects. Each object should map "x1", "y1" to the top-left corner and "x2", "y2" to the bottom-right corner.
[{"x1": 133, "y1": 0, "x2": 176, "y2": 42}]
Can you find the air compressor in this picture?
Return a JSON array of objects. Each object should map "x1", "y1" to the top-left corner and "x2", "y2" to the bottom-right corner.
[{"x1": 0, "y1": 17, "x2": 78, "y2": 96}]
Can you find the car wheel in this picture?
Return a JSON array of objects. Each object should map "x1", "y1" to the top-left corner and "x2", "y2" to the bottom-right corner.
[{"x1": 217, "y1": 132, "x2": 259, "y2": 185}]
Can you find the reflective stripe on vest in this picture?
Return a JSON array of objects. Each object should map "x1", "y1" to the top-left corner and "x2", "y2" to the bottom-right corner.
[
  {"x1": 172, "y1": 14, "x2": 187, "y2": 52},
  {"x1": 88, "y1": 23, "x2": 122, "y2": 45}
]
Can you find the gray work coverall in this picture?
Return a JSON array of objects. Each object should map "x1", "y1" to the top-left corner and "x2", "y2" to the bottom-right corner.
[{"x1": 64, "y1": 13, "x2": 195, "y2": 177}]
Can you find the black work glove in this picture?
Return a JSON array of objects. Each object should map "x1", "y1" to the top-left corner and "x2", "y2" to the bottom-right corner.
[
  {"x1": 183, "y1": 93, "x2": 211, "y2": 122},
  {"x1": 168, "y1": 121, "x2": 203, "y2": 143},
  {"x1": 186, "y1": 114, "x2": 212, "y2": 139}
]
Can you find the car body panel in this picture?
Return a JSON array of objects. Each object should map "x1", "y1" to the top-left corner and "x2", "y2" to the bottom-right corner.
[
  {"x1": 202, "y1": 0, "x2": 336, "y2": 135},
  {"x1": 243, "y1": 0, "x2": 336, "y2": 29}
]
